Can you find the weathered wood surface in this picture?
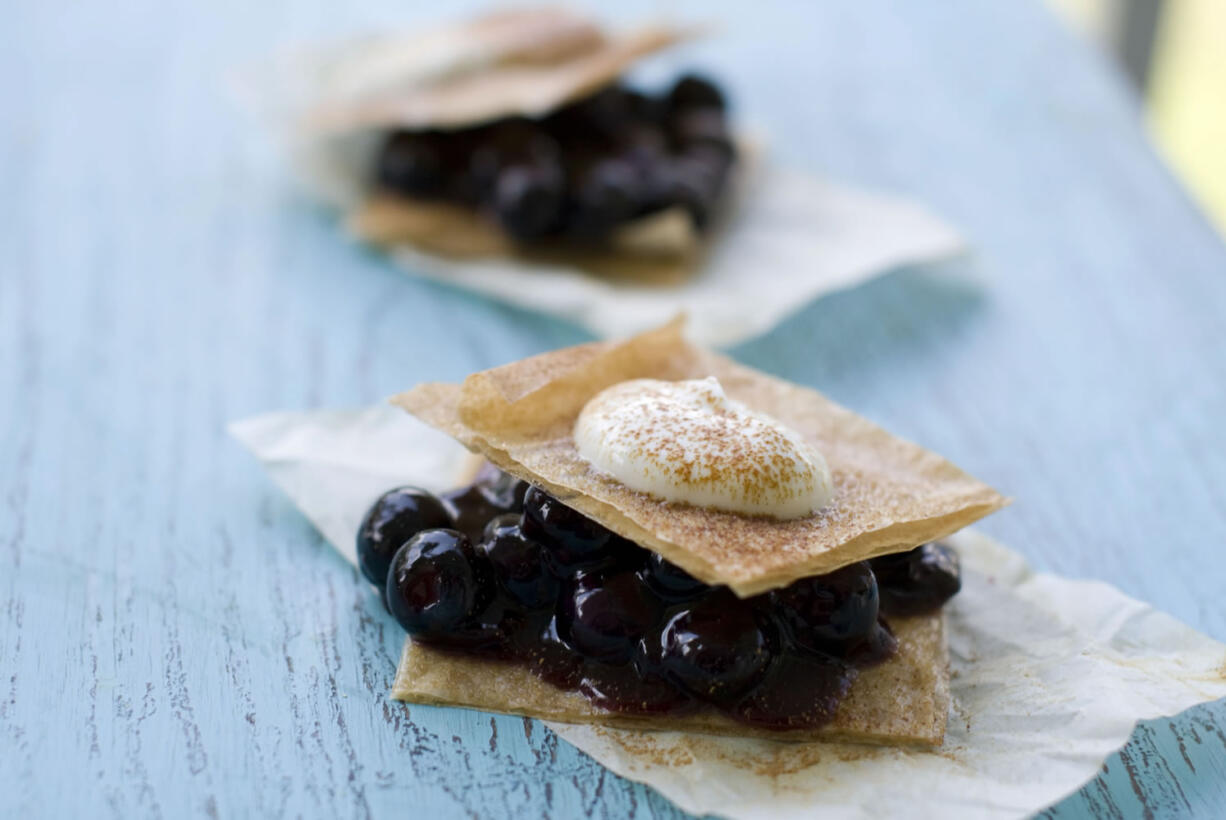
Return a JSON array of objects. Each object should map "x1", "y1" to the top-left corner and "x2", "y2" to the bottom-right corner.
[{"x1": 2, "y1": 0, "x2": 1224, "y2": 817}]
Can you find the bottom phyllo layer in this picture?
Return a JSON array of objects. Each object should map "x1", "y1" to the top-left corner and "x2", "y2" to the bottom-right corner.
[{"x1": 393, "y1": 612, "x2": 947, "y2": 745}]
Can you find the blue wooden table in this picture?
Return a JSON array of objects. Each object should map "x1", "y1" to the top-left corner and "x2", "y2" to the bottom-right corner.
[{"x1": 3, "y1": 0, "x2": 1225, "y2": 817}]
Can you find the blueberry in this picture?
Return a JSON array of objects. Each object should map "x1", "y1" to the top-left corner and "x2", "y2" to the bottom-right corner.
[
  {"x1": 473, "y1": 465, "x2": 532, "y2": 512},
  {"x1": 730, "y1": 650, "x2": 856, "y2": 729},
  {"x1": 668, "y1": 108, "x2": 733, "y2": 155},
  {"x1": 377, "y1": 132, "x2": 448, "y2": 197},
  {"x1": 622, "y1": 89, "x2": 665, "y2": 124},
  {"x1": 641, "y1": 552, "x2": 708, "y2": 602},
  {"x1": 855, "y1": 617, "x2": 899, "y2": 665},
  {"x1": 656, "y1": 591, "x2": 774, "y2": 705},
  {"x1": 494, "y1": 162, "x2": 565, "y2": 239},
  {"x1": 385, "y1": 529, "x2": 492, "y2": 639},
  {"x1": 447, "y1": 590, "x2": 526, "y2": 653},
  {"x1": 481, "y1": 512, "x2": 521, "y2": 542},
  {"x1": 568, "y1": 157, "x2": 643, "y2": 236},
  {"x1": 441, "y1": 483, "x2": 521, "y2": 542},
  {"x1": 768, "y1": 561, "x2": 881, "y2": 657},
  {"x1": 558, "y1": 570, "x2": 662, "y2": 664},
  {"x1": 605, "y1": 535, "x2": 653, "y2": 573},
  {"x1": 870, "y1": 543, "x2": 961, "y2": 616},
  {"x1": 356, "y1": 487, "x2": 452, "y2": 587},
  {"x1": 529, "y1": 614, "x2": 584, "y2": 690},
  {"x1": 466, "y1": 136, "x2": 511, "y2": 200},
  {"x1": 467, "y1": 121, "x2": 558, "y2": 203},
  {"x1": 571, "y1": 85, "x2": 634, "y2": 136},
  {"x1": 478, "y1": 519, "x2": 559, "y2": 609},
  {"x1": 666, "y1": 74, "x2": 727, "y2": 112},
  {"x1": 619, "y1": 123, "x2": 668, "y2": 170},
  {"x1": 649, "y1": 149, "x2": 731, "y2": 229},
  {"x1": 544, "y1": 87, "x2": 630, "y2": 143},
  {"x1": 521, "y1": 486, "x2": 613, "y2": 571}
]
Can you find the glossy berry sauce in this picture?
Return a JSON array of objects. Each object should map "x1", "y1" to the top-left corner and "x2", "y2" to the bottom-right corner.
[{"x1": 358, "y1": 470, "x2": 962, "y2": 731}]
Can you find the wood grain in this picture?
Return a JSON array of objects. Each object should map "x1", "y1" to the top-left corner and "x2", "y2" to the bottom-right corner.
[{"x1": 1, "y1": 0, "x2": 1224, "y2": 817}]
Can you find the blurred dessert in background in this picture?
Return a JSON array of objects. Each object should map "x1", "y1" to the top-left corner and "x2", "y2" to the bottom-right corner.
[{"x1": 303, "y1": 8, "x2": 736, "y2": 272}]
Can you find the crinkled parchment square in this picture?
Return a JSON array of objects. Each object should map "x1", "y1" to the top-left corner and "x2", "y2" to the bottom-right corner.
[{"x1": 395, "y1": 320, "x2": 1008, "y2": 595}]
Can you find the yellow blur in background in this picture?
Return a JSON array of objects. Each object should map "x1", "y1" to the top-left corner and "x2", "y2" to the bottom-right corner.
[
  {"x1": 1149, "y1": 1, "x2": 1226, "y2": 233},
  {"x1": 1052, "y1": 0, "x2": 1226, "y2": 234}
]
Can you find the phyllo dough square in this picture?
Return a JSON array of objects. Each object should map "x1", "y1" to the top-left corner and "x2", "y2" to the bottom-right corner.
[{"x1": 396, "y1": 318, "x2": 1006, "y2": 596}]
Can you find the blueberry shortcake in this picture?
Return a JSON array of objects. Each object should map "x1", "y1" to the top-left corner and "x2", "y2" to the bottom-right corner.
[{"x1": 358, "y1": 319, "x2": 1006, "y2": 745}]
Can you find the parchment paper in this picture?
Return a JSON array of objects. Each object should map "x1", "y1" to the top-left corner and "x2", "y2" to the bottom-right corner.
[
  {"x1": 242, "y1": 21, "x2": 967, "y2": 347},
  {"x1": 379, "y1": 170, "x2": 965, "y2": 347},
  {"x1": 230, "y1": 405, "x2": 1226, "y2": 818}
]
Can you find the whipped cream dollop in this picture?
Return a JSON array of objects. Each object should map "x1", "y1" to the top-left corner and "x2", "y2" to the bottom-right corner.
[{"x1": 573, "y1": 377, "x2": 833, "y2": 519}]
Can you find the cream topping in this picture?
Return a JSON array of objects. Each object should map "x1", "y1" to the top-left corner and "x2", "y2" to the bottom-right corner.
[{"x1": 573, "y1": 377, "x2": 833, "y2": 519}]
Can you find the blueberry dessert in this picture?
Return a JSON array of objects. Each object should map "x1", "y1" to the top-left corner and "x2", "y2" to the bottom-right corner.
[
  {"x1": 383, "y1": 320, "x2": 1005, "y2": 743},
  {"x1": 359, "y1": 472, "x2": 961, "y2": 731},
  {"x1": 372, "y1": 74, "x2": 736, "y2": 250}
]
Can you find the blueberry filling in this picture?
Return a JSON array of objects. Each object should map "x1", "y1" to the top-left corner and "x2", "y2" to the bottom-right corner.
[
  {"x1": 558, "y1": 570, "x2": 661, "y2": 665},
  {"x1": 767, "y1": 561, "x2": 885, "y2": 658},
  {"x1": 870, "y1": 543, "x2": 962, "y2": 616},
  {"x1": 478, "y1": 515, "x2": 559, "y2": 609},
  {"x1": 655, "y1": 589, "x2": 775, "y2": 706},
  {"x1": 641, "y1": 551, "x2": 708, "y2": 601},
  {"x1": 440, "y1": 473, "x2": 528, "y2": 542},
  {"x1": 355, "y1": 486, "x2": 452, "y2": 587},
  {"x1": 373, "y1": 74, "x2": 737, "y2": 245},
  {"x1": 358, "y1": 473, "x2": 961, "y2": 730}
]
